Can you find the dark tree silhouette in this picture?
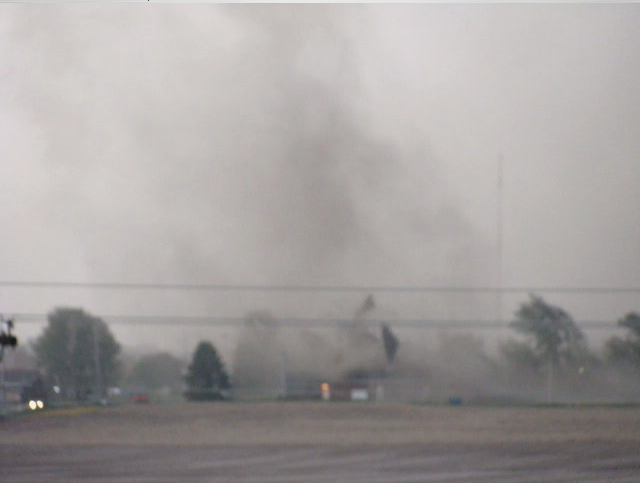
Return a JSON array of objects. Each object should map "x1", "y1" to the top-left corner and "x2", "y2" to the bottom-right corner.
[
  {"x1": 184, "y1": 341, "x2": 231, "y2": 401},
  {"x1": 34, "y1": 307, "x2": 121, "y2": 401},
  {"x1": 606, "y1": 312, "x2": 640, "y2": 370},
  {"x1": 504, "y1": 295, "x2": 595, "y2": 402},
  {"x1": 510, "y1": 294, "x2": 586, "y2": 370}
]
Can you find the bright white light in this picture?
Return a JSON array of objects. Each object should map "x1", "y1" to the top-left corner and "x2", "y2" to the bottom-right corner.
[
  {"x1": 37, "y1": 400, "x2": 44, "y2": 409},
  {"x1": 28, "y1": 400, "x2": 37, "y2": 410}
]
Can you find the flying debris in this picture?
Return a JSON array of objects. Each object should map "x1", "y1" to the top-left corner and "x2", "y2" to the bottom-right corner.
[
  {"x1": 381, "y1": 323, "x2": 399, "y2": 363},
  {"x1": 354, "y1": 294, "x2": 376, "y2": 319}
]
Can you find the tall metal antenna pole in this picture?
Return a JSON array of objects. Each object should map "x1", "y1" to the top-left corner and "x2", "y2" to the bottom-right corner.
[{"x1": 496, "y1": 155, "x2": 504, "y2": 324}]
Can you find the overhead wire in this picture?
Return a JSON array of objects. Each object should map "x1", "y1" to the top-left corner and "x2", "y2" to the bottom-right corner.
[
  {"x1": 9, "y1": 312, "x2": 624, "y2": 330},
  {"x1": 0, "y1": 280, "x2": 639, "y2": 293}
]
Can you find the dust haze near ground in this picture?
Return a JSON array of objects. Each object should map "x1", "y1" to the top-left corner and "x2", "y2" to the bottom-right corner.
[{"x1": 2, "y1": 402, "x2": 640, "y2": 482}]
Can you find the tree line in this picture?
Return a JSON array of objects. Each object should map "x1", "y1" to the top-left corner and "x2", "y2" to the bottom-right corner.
[
  {"x1": 28, "y1": 307, "x2": 230, "y2": 402},
  {"x1": 22, "y1": 297, "x2": 640, "y2": 403}
]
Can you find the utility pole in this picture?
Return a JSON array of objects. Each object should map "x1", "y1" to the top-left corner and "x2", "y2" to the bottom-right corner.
[
  {"x1": 496, "y1": 155, "x2": 504, "y2": 325},
  {"x1": 546, "y1": 359, "x2": 554, "y2": 404},
  {"x1": 0, "y1": 347, "x2": 4, "y2": 411},
  {"x1": 92, "y1": 321, "x2": 104, "y2": 401}
]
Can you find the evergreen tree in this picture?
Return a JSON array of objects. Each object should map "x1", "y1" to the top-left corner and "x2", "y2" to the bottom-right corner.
[{"x1": 185, "y1": 341, "x2": 230, "y2": 401}]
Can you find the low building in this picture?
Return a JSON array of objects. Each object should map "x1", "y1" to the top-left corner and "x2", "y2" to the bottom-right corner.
[{"x1": 1, "y1": 369, "x2": 47, "y2": 405}]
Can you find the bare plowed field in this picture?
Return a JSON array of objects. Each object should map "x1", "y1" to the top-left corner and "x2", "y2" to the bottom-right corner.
[{"x1": 2, "y1": 402, "x2": 640, "y2": 482}]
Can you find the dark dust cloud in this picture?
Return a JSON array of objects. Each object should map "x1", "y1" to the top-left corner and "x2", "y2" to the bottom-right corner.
[{"x1": 1, "y1": 4, "x2": 639, "y2": 351}]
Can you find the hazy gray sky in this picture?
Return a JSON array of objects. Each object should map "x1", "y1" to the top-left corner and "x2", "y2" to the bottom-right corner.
[{"x1": 1, "y1": 4, "x2": 639, "y2": 347}]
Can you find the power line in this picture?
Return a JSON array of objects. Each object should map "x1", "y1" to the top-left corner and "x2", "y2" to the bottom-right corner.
[
  {"x1": 0, "y1": 281, "x2": 639, "y2": 293},
  {"x1": 10, "y1": 313, "x2": 623, "y2": 330}
]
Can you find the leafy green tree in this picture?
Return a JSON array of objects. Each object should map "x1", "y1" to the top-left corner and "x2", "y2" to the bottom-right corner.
[
  {"x1": 502, "y1": 296, "x2": 598, "y2": 402},
  {"x1": 606, "y1": 312, "x2": 640, "y2": 370},
  {"x1": 185, "y1": 341, "x2": 231, "y2": 401},
  {"x1": 126, "y1": 352, "x2": 185, "y2": 394},
  {"x1": 510, "y1": 294, "x2": 587, "y2": 372},
  {"x1": 619, "y1": 312, "x2": 640, "y2": 336},
  {"x1": 34, "y1": 307, "x2": 121, "y2": 400}
]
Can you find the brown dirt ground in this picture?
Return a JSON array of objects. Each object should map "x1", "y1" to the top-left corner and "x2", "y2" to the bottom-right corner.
[{"x1": 1, "y1": 402, "x2": 640, "y2": 482}]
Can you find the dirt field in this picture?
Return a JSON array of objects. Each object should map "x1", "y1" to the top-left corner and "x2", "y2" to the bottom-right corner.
[{"x1": 2, "y1": 401, "x2": 640, "y2": 482}]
